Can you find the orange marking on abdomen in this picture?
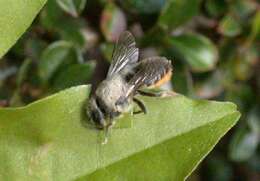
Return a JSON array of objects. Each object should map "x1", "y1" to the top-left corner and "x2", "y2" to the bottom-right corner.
[{"x1": 149, "y1": 70, "x2": 172, "y2": 88}]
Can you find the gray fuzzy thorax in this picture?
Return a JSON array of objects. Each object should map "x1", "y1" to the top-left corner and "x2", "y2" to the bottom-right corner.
[{"x1": 95, "y1": 75, "x2": 128, "y2": 110}]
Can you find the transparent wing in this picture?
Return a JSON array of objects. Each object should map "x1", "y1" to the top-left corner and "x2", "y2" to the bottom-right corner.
[
  {"x1": 107, "y1": 31, "x2": 139, "y2": 77},
  {"x1": 126, "y1": 57, "x2": 172, "y2": 97}
]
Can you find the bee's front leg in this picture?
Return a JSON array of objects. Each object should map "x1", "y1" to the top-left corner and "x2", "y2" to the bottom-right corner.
[{"x1": 133, "y1": 97, "x2": 147, "y2": 115}]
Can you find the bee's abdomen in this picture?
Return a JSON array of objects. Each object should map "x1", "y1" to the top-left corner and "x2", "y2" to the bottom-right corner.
[
  {"x1": 147, "y1": 68, "x2": 172, "y2": 88},
  {"x1": 126, "y1": 56, "x2": 172, "y2": 96},
  {"x1": 141, "y1": 57, "x2": 172, "y2": 87}
]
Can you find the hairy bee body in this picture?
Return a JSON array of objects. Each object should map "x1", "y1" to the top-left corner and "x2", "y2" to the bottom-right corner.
[
  {"x1": 88, "y1": 31, "x2": 172, "y2": 130},
  {"x1": 95, "y1": 75, "x2": 129, "y2": 111},
  {"x1": 89, "y1": 72, "x2": 133, "y2": 128}
]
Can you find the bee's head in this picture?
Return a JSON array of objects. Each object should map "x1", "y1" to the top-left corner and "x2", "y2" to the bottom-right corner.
[{"x1": 88, "y1": 96, "x2": 121, "y2": 129}]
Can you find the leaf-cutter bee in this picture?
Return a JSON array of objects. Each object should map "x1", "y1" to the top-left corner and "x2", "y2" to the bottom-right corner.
[{"x1": 88, "y1": 31, "x2": 172, "y2": 135}]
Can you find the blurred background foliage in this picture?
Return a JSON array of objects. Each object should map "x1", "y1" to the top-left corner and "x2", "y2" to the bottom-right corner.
[{"x1": 0, "y1": 0, "x2": 259, "y2": 180}]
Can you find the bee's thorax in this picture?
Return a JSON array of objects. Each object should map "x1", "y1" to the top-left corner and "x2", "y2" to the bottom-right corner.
[{"x1": 95, "y1": 75, "x2": 130, "y2": 113}]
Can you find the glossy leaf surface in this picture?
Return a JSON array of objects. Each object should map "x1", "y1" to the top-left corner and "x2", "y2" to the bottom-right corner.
[
  {"x1": 0, "y1": 85, "x2": 240, "y2": 180},
  {"x1": 0, "y1": 0, "x2": 47, "y2": 58}
]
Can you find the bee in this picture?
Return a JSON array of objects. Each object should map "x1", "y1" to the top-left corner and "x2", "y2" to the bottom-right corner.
[{"x1": 88, "y1": 31, "x2": 172, "y2": 138}]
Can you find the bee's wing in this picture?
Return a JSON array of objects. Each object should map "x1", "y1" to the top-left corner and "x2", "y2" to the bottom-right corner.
[
  {"x1": 126, "y1": 57, "x2": 172, "y2": 97},
  {"x1": 107, "y1": 31, "x2": 139, "y2": 77}
]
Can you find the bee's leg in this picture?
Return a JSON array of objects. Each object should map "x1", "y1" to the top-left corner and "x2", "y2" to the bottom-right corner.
[
  {"x1": 102, "y1": 123, "x2": 113, "y2": 145},
  {"x1": 137, "y1": 90, "x2": 178, "y2": 97},
  {"x1": 133, "y1": 97, "x2": 147, "y2": 114},
  {"x1": 137, "y1": 90, "x2": 163, "y2": 97}
]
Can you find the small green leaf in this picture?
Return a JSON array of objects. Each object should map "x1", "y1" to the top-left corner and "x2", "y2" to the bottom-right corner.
[
  {"x1": 0, "y1": 0, "x2": 47, "y2": 58},
  {"x1": 100, "y1": 3, "x2": 127, "y2": 42},
  {"x1": 9, "y1": 58, "x2": 32, "y2": 106},
  {"x1": 231, "y1": 0, "x2": 256, "y2": 20},
  {"x1": 218, "y1": 15, "x2": 242, "y2": 37},
  {"x1": 40, "y1": 1, "x2": 86, "y2": 48},
  {"x1": 169, "y1": 33, "x2": 218, "y2": 72},
  {"x1": 53, "y1": 63, "x2": 95, "y2": 90},
  {"x1": 16, "y1": 59, "x2": 32, "y2": 87},
  {"x1": 56, "y1": 0, "x2": 87, "y2": 17},
  {"x1": 0, "y1": 85, "x2": 240, "y2": 180},
  {"x1": 38, "y1": 41, "x2": 73, "y2": 83},
  {"x1": 40, "y1": 0, "x2": 64, "y2": 29},
  {"x1": 59, "y1": 22, "x2": 86, "y2": 48},
  {"x1": 249, "y1": 11, "x2": 260, "y2": 42},
  {"x1": 158, "y1": 0, "x2": 201, "y2": 31}
]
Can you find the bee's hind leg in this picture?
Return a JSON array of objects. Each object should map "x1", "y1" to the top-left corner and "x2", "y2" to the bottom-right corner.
[
  {"x1": 137, "y1": 90, "x2": 178, "y2": 97},
  {"x1": 133, "y1": 97, "x2": 147, "y2": 115},
  {"x1": 137, "y1": 90, "x2": 163, "y2": 97}
]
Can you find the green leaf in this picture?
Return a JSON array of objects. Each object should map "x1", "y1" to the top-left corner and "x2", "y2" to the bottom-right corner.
[
  {"x1": 40, "y1": 0, "x2": 64, "y2": 29},
  {"x1": 169, "y1": 33, "x2": 218, "y2": 72},
  {"x1": 0, "y1": 0, "x2": 47, "y2": 58},
  {"x1": 53, "y1": 63, "x2": 95, "y2": 90},
  {"x1": 218, "y1": 15, "x2": 242, "y2": 37},
  {"x1": 231, "y1": 0, "x2": 256, "y2": 20},
  {"x1": 56, "y1": 0, "x2": 87, "y2": 17},
  {"x1": 38, "y1": 41, "x2": 74, "y2": 83},
  {"x1": 59, "y1": 21, "x2": 86, "y2": 48},
  {"x1": 100, "y1": 3, "x2": 126, "y2": 42},
  {"x1": 40, "y1": 1, "x2": 86, "y2": 48},
  {"x1": 249, "y1": 11, "x2": 260, "y2": 42},
  {"x1": 0, "y1": 85, "x2": 240, "y2": 180},
  {"x1": 16, "y1": 59, "x2": 32, "y2": 87},
  {"x1": 158, "y1": 0, "x2": 201, "y2": 31},
  {"x1": 9, "y1": 58, "x2": 33, "y2": 107}
]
